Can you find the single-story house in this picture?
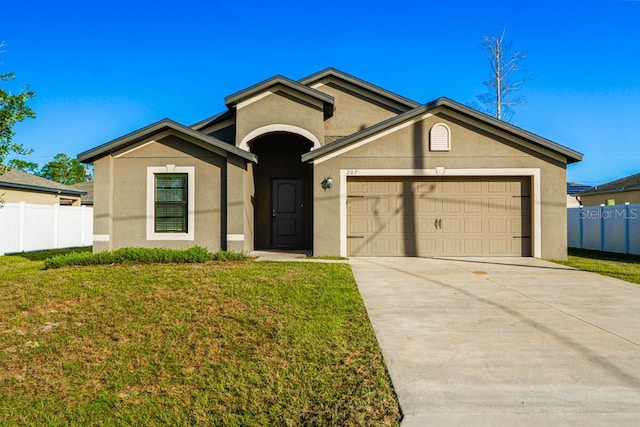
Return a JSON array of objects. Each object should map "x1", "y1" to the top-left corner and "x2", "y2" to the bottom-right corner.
[
  {"x1": 578, "y1": 172, "x2": 640, "y2": 206},
  {"x1": 567, "y1": 182, "x2": 594, "y2": 207},
  {"x1": 70, "y1": 180, "x2": 94, "y2": 206},
  {"x1": 78, "y1": 68, "x2": 582, "y2": 258},
  {"x1": 0, "y1": 168, "x2": 85, "y2": 206}
]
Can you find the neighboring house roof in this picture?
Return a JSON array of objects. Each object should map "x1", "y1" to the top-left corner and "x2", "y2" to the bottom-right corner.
[
  {"x1": 302, "y1": 97, "x2": 583, "y2": 164},
  {"x1": 299, "y1": 67, "x2": 421, "y2": 111},
  {"x1": 567, "y1": 182, "x2": 594, "y2": 195},
  {"x1": 77, "y1": 118, "x2": 257, "y2": 164},
  {"x1": 223, "y1": 75, "x2": 335, "y2": 117},
  {"x1": 579, "y1": 172, "x2": 640, "y2": 196},
  {"x1": 70, "y1": 180, "x2": 93, "y2": 205},
  {"x1": 0, "y1": 168, "x2": 85, "y2": 196}
]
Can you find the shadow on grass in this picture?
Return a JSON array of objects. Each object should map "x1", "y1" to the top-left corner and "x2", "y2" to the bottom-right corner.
[
  {"x1": 6, "y1": 246, "x2": 92, "y2": 261},
  {"x1": 569, "y1": 248, "x2": 640, "y2": 264}
]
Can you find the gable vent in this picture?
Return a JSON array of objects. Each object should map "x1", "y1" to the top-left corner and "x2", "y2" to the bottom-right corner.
[{"x1": 430, "y1": 123, "x2": 451, "y2": 151}]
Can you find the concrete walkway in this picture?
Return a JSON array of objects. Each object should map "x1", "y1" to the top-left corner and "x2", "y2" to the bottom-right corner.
[{"x1": 350, "y1": 257, "x2": 640, "y2": 426}]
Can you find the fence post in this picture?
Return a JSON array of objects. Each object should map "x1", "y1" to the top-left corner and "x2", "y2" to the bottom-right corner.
[
  {"x1": 19, "y1": 202, "x2": 26, "y2": 253},
  {"x1": 578, "y1": 205, "x2": 584, "y2": 249},
  {"x1": 81, "y1": 205, "x2": 86, "y2": 246},
  {"x1": 600, "y1": 204, "x2": 605, "y2": 252},
  {"x1": 53, "y1": 204, "x2": 59, "y2": 249},
  {"x1": 625, "y1": 202, "x2": 630, "y2": 254}
]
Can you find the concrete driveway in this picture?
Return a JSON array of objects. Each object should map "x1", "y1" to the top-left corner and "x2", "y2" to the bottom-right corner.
[{"x1": 350, "y1": 257, "x2": 640, "y2": 426}]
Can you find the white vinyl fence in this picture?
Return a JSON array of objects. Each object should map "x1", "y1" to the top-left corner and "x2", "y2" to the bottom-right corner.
[
  {"x1": 0, "y1": 202, "x2": 93, "y2": 255},
  {"x1": 568, "y1": 203, "x2": 640, "y2": 255}
]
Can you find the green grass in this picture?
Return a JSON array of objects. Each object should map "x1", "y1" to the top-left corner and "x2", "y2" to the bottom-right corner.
[
  {"x1": 0, "y1": 256, "x2": 400, "y2": 426},
  {"x1": 6, "y1": 246, "x2": 92, "y2": 261},
  {"x1": 552, "y1": 248, "x2": 640, "y2": 285},
  {"x1": 43, "y1": 246, "x2": 250, "y2": 269}
]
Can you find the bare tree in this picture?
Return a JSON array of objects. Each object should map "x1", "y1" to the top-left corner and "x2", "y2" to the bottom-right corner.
[{"x1": 477, "y1": 29, "x2": 531, "y2": 122}]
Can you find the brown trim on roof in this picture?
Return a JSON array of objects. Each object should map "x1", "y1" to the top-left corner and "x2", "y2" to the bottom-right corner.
[
  {"x1": 224, "y1": 75, "x2": 334, "y2": 112},
  {"x1": 302, "y1": 97, "x2": 583, "y2": 164},
  {"x1": 77, "y1": 119, "x2": 257, "y2": 164},
  {"x1": 299, "y1": 67, "x2": 420, "y2": 111},
  {"x1": 190, "y1": 109, "x2": 234, "y2": 131}
]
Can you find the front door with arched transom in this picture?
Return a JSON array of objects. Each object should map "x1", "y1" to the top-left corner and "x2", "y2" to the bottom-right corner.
[{"x1": 250, "y1": 132, "x2": 313, "y2": 250}]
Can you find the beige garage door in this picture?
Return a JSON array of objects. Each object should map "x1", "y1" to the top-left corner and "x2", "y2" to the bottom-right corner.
[{"x1": 347, "y1": 176, "x2": 531, "y2": 256}]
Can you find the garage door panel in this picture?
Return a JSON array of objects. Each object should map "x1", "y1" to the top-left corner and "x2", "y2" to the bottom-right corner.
[
  {"x1": 371, "y1": 198, "x2": 390, "y2": 214},
  {"x1": 464, "y1": 239, "x2": 483, "y2": 254},
  {"x1": 347, "y1": 176, "x2": 531, "y2": 257},
  {"x1": 349, "y1": 217, "x2": 369, "y2": 233},
  {"x1": 490, "y1": 239, "x2": 508, "y2": 254},
  {"x1": 418, "y1": 198, "x2": 437, "y2": 213},
  {"x1": 464, "y1": 218, "x2": 483, "y2": 233},
  {"x1": 442, "y1": 219, "x2": 460, "y2": 233},
  {"x1": 464, "y1": 198, "x2": 483, "y2": 213},
  {"x1": 488, "y1": 198, "x2": 507, "y2": 213},
  {"x1": 442, "y1": 199, "x2": 461, "y2": 213}
]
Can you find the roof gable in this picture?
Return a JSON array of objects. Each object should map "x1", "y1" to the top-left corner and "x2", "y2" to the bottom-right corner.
[
  {"x1": 77, "y1": 119, "x2": 257, "y2": 164},
  {"x1": 303, "y1": 97, "x2": 583, "y2": 164},
  {"x1": 224, "y1": 75, "x2": 334, "y2": 117},
  {"x1": 299, "y1": 68, "x2": 420, "y2": 112}
]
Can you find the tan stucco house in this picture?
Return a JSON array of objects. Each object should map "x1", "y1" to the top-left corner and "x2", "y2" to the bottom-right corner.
[
  {"x1": 577, "y1": 173, "x2": 640, "y2": 207},
  {"x1": 0, "y1": 168, "x2": 84, "y2": 206},
  {"x1": 78, "y1": 68, "x2": 582, "y2": 259}
]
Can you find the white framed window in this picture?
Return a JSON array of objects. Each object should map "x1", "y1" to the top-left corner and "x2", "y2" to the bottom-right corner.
[
  {"x1": 430, "y1": 123, "x2": 451, "y2": 151},
  {"x1": 146, "y1": 165, "x2": 195, "y2": 241}
]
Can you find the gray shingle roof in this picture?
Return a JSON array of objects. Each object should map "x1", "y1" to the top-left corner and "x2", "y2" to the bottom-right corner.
[
  {"x1": 579, "y1": 172, "x2": 640, "y2": 196},
  {"x1": 0, "y1": 168, "x2": 85, "y2": 196},
  {"x1": 70, "y1": 180, "x2": 93, "y2": 205}
]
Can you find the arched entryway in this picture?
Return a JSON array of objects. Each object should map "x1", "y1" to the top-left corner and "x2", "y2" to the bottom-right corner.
[{"x1": 249, "y1": 132, "x2": 314, "y2": 250}]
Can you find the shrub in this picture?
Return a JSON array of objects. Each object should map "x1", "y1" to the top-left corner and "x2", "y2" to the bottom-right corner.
[{"x1": 43, "y1": 246, "x2": 250, "y2": 269}]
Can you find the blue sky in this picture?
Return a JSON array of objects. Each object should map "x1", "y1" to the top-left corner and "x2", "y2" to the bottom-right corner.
[{"x1": 3, "y1": 0, "x2": 639, "y2": 185}]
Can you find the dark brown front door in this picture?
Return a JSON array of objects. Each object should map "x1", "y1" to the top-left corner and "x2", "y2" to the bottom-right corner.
[{"x1": 272, "y1": 179, "x2": 302, "y2": 248}]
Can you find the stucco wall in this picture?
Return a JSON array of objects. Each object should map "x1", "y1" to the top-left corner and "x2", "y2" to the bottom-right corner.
[
  {"x1": 235, "y1": 87, "x2": 325, "y2": 149},
  {"x1": 311, "y1": 79, "x2": 404, "y2": 142},
  {"x1": 0, "y1": 188, "x2": 80, "y2": 206},
  {"x1": 92, "y1": 134, "x2": 233, "y2": 252},
  {"x1": 579, "y1": 190, "x2": 640, "y2": 206},
  {"x1": 312, "y1": 109, "x2": 569, "y2": 259}
]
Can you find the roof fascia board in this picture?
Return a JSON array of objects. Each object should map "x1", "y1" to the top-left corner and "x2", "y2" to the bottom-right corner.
[
  {"x1": 224, "y1": 75, "x2": 334, "y2": 108},
  {"x1": 190, "y1": 110, "x2": 233, "y2": 131},
  {"x1": 581, "y1": 187, "x2": 640, "y2": 196},
  {"x1": 299, "y1": 68, "x2": 420, "y2": 110},
  {"x1": 304, "y1": 98, "x2": 583, "y2": 164},
  {"x1": 302, "y1": 106, "x2": 429, "y2": 162},
  {"x1": 0, "y1": 181, "x2": 86, "y2": 196},
  {"x1": 236, "y1": 84, "x2": 326, "y2": 111},
  {"x1": 78, "y1": 119, "x2": 256, "y2": 164},
  {"x1": 429, "y1": 98, "x2": 583, "y2": 163}
]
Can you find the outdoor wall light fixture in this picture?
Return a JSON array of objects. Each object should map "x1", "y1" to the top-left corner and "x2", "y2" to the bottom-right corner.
[{"x1": 322, "y1": 175, "x2": 333, "y2": 190}]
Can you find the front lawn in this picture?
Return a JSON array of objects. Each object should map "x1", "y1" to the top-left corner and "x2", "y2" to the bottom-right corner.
[
  {"x1": 0, "y1": 257, "x2": 400, "y2": 426},
  {"x1": 552, "y1": 248, "x2": 640, "y2": 285}
]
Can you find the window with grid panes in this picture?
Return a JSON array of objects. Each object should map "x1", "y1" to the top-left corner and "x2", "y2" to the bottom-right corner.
[{"x1": 155, "y1": 173, "x2": 188, "y2": 232}]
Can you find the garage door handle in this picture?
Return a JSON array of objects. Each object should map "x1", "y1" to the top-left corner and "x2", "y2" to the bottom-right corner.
[
  {"x1": 434, "y1": 218, "x2": 442, "y2": 229},
  {"x1": 513, "y1": 235, "x2": 531, "y2": 239},
  {"x1": 347, "y1": 235, "x2": 364, "y2": 239}
]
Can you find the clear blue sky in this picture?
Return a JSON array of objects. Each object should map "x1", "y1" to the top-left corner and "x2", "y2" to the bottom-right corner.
[{"x1": 3, "y1": 0, "x2": 640, "y2": 185}]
